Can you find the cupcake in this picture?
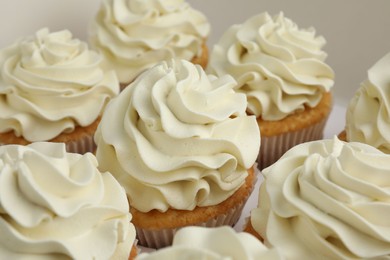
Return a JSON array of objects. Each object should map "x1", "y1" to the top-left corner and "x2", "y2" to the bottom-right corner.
[
  {"x1": 247, "y1": 137, "x2": 390, "y2": 259},
  {"x1": 340, "y1": 51, "x2": 390, "y2": 153},
  {"x1": 208, "y1": 12, "x2": 335, "y2": 169},
  {"x1": 0, "y1": 142, "x2": 136, "y2": 259},
  {"x1": 0, "y1": 28, "x2": 119, "y2": 154},
  {"x1": 94, "y1": 59, "x2": 260, "y2": 248},
  {"x1": 136, "y1": 226, "x2": 283, "y2": 259},
  {"x1": 89, "y1": 0, "x2": 210, "y2": 90}
]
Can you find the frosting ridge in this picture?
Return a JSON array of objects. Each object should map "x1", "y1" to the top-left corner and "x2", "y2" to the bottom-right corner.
[
  {"x1": 95, "y1": 59, "x2": 260, "y2": 212},
  {"x1": 251, "y1": 137, "x2": 390, "y2": 259},
  {"x1": 89, "y1": 0, "x2": 210, "y2": 83},
  {"x1": 346, "y1": 51, "x2": 390, "y2": 153},
  {"x1": 208, "y1": 12, "x2": 334, "y2": 120},
  {"x1": 0, "y1": 142, "x2": 134, "y2": 259},
  {"x1": 0, "y1": 28, "x2": 119, "y2": 142}
]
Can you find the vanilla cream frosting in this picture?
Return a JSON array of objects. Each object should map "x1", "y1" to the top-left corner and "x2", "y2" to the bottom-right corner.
[
  {"x1": 0, "y1": 28, "x2": 119, "y2": 142},
  {"x1": 208, "y1": 12, "x2": 334, "y2": 121},
  {"x1": 89, "y1": 0, "x2": 210, "y2": 83},
  {"x1": 251, "y1": 137, "x2": 390, "y2": 259},
  {"x1": 346, "y1": 51, "x2": 390, "y2": 153},
  {"x1": 136, "y1": 226, "x2": 283, "y2": 260},
  {"x1": 95, "y1": 59, "x2": 260, "y2": 212},
  {"x1": 0, "y1": 142, "x2": 135, "y2": 259}
]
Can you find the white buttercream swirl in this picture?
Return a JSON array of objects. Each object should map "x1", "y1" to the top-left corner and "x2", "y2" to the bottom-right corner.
[
  {"x1": 136, "y1": 226, "x2": 283, "y2": 260},
  {"x1": 208, "y1": 12, "x2": 334, "y2": 120},
  {"x1": 251, "y1": 137, "x2": 390, "y2": 259},
  {"x1": 95, "y1": 59, "x2": 260, "y2": 212},
  {"x1": 346, "y1": 51, "x2": 390, "y2": 153},
  {"x1": 0, "y1": 142, "x2": 135, "y2": 259},
  {"x1": 0, "y1": 28, "x2": 119, "y2": 142},
  {"x1": 89, "y1": 0, "x2": 210, "y2": 83}
]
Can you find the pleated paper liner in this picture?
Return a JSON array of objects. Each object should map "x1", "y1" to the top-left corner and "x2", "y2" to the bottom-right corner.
[
  {"x1": 133, "y1": 166, "x2": 258, "y2": 249},
  {"x1": 0, "y1": 117, "x2": 100, "y2": 155},
  {"x1": 258, "y1": 116, "x2": 328, "y2": 170}
]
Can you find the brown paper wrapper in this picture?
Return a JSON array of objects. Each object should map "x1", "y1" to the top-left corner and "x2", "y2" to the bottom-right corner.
[
  {"x1": 64, "y1": 133, "x2": 96, "y2": 154},
  {"x1": 258, "y1": 116, "x2": 328, "y2": 170},
  {"x1": 135, "y1": 167, "x2": 258, "y2": 249},
  {"x1": 135, "y1": 198, "x2": 246, "y2": 249},
  {"x1": 0, "y1": 117, "x2": 100, "y2": 155}
]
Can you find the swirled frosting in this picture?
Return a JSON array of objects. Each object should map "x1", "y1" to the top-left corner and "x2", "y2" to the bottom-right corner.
[
  {"x1": 0, "y1": 28, "x2": 119, "y2": 142},
  {"x1": 0, "y1": 142, "x2": 135, "y2": 259},
  {"x1": 136, "y1": 226, "x2": 283, "y2": 259},
  {"x1": 95, "y1": 59, "x2": 260, "y2": 212},
  {"x1": 89, "y1": 0, "x2": 210, "y2": 83},
  {"x1": 251, "y1": 137, "x2": 390, "y2": 259},
  {"x1": 346, "y1": 51, "x2": 390, "y2": 153},
  {"x1": 208, "y1": 12, "x2": 334, "y2": 121}
]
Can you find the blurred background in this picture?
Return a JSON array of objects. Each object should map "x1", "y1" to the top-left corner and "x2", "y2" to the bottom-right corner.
[{"x1": 1, "y1": 0, "x2": 390, "y2": 105}]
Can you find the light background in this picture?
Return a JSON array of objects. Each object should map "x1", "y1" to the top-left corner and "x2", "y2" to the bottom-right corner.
[{"x1": 1, "y1": 0, "x2": 390, "y2": 105}]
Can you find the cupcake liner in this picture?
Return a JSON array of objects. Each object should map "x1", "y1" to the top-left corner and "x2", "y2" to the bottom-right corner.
[
  {"x1": 64, "y1": 133, "x2": 96, "y2": 154},
  {"x1": 258, "y1": 116, "x2": 328, "y2": 170},
  {"x1": 135, "y1": 167, "x2": 258, "y2": 249},
  {"x1": 0, "y1": 132, "x2": 96, "y2": 155},
  {"x1": 135, "y1": 198, "x2": 247, "y2": 249}
]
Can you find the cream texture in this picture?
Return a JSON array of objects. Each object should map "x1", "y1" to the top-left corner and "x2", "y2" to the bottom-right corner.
[
  {"x1": 0, "y1": 142, "x2": 135, "y2": 259},
  {"x1": 208, "y1": 12, "x2": 334, "y2": 121},
  {"x1": 89, "y1": 0, "x2": 210, "y2": 83},
  {"x1": 346, "y1": 51, "x2": 390, "y2": 153},
  {"x1": 95, "y1": 59, "x2": 260, "y2": 212},
  {"x1": 251, "y1": 137, "x2": 390, "y2": 259},
  {"x1": 136, "y1": 226, "x2": 283, "y2": 260},
  {"x1": 0, "y1": 28, "x2": 119, "y2": 142}
]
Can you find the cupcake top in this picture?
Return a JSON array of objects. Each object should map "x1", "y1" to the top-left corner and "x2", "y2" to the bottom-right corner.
[
  {"x1": 207, "y1": 12, "x2": 334, "y2": 121},
  {"x1": 0, "y1": 142, "x2": 135, "y2": 259},
  {"x1": 346, "y1": 51, "x2": 390, "y2": 153},
  {"x1": 0, "y1": 28, "x2": 119, "y2": 142},
  {"x1": 89, "y1": 0, "x2": 210, "y2": 84},
  {"x1": 136, "y1": 226, "x2": 283, "y2": 260},
  {"x1": 95, "y1": 59, "x2": 260, "y2": 212},
  {"x1": 251, "y1": 137, "x2": 390, "y2": 259}
]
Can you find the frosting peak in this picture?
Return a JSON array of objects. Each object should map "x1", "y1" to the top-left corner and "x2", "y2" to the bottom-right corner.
[
  {"x1": 21, "y1": 29, "x2": 86, "y2": 68},
  {"x1": 0, "y1": 142, "x2": 135, "y2": 259},
  {"x1": 126, "y1": 0, "x2": 187, "y2": 16},
  {"x1": 208, "y1": 12, "x2": 334, "y2": 121},
  {"x1": 0, "y1": 28, "x2": 119, "y2": 142},
  {"x1": 346, "y1": 51, "x2": 390, "y2": 153},
  {"x1": 95, "y1": 59, "x2": 260, "y2": 212},
  {"x1": 251, "y1": 137, "x2": 390, "y2": 259},
  {"x1": 89, "y1": 0, "x2": 210, "y2": 83}
]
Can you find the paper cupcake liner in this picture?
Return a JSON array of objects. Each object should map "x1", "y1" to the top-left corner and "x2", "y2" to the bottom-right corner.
[
  {"x1": 135, "y1": 168, "x2": 258, "y2": 249},
  {"x1": 0, "y1": 135, "x2": 95, "y2": 155},
  {"x1": 64, "y1": 133, "x2": 96, "y2": 154},
  {"x1": 135, "y1": 199, "x2": 246, "y2": 249},
  {"x1": 258, "y1": 117, "x2": 328, "y2": 170}
]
